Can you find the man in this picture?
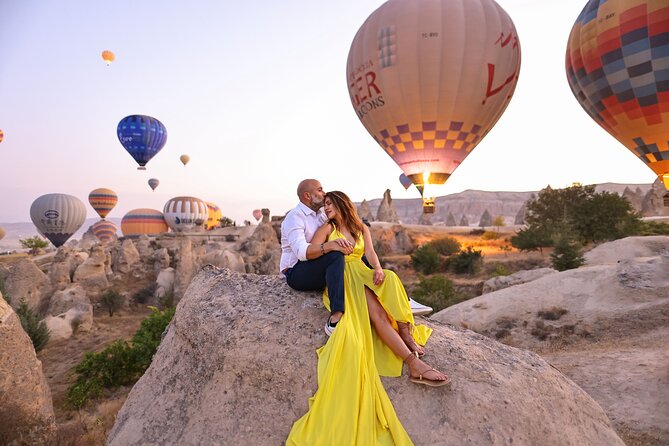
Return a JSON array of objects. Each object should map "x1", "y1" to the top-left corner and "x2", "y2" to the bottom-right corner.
[{"x1": 280, "y1": 179, "x2": 353, "y2": 336}]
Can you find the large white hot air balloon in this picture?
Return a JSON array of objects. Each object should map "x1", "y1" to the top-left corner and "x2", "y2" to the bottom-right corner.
[
  {"x1": 30, "y1": 193, "x2": 87, "y2": 247},
  {"x1": 163, "y1": 196, "x2": 208, "y2": 232},
  {"x1": 347, "y1": 0, "x2": 521, "y2": 212}
]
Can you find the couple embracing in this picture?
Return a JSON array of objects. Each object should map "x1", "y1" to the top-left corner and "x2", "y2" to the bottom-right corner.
[{"x1": 281, "y1": 179, "x2": 450, "y2": 445}]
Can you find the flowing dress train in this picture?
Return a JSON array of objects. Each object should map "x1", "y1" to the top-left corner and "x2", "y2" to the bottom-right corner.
[{"x1": 286, "y1": 229, "x2": 431, "y2": 445}]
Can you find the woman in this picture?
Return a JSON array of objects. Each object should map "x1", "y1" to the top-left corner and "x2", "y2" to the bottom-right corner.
[{"x1": 287, "y1": 191, "x2": 449, "y2": 446}]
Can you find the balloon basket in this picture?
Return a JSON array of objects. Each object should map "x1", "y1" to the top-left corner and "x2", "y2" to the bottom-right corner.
[
  {"x1": 137, "y1": 166, "x2": 147, "y2": 171},
  {"x1": 422, "y1": 198, "x2": 435, "y2": 214},
  {"x1": 663, "y1": 192, "x2": 669, "y2": 207}
]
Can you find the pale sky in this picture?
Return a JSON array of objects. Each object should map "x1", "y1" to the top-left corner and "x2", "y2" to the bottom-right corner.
[{"x1": 0, "y1": 0, "x2": 655, "y2": 225}]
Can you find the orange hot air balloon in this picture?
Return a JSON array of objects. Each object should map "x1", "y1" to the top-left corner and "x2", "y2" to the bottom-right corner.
[
  {"x1": 205, "y1": 202, "x2": 222, "y2": 230},
  {"x1": 252, "y1": 209, "x2": 262, "y2": 222},
  {"x1": 347, "y1": 0, "x2": 521, "y2": 213},
  {"x1": 121, "y1": 208, "x2": 168, "y2": 237},
  {"x1": 102, "y1": 50, "x2": 115, "y2": 66},
  {"x1": 179, "y1": 154, "x2": 190, "y2": 166},
  {"x1": 566, "y1": 0, "x2": 669, "y2": 192},
  {"x1": 0, "y1": 129, "x2": 4, "y2": 144},
  {"x1": 88, "y1": 188, "x2": 118, "y2": 219}
]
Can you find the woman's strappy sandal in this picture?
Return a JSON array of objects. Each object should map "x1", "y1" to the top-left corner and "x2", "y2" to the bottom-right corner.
[
  {"x1": 398, "y1": 322, "x2": 425, "y2": 357},
  {"x1": 403, "y1": 352, "x2": 451, "y2": 388}
]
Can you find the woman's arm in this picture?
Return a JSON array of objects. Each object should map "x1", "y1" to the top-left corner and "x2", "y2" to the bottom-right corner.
[
  {"x1": 305, "y1": 223, "x2": 353, "y2": 259},
  {"x1": 362, "y1": 225, "x2": 385, "y2": 285}
]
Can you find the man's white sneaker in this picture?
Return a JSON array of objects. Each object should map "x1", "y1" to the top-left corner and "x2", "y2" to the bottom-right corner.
[
  {"x1": 324, "y1": 316, "x2": 337, "y2": 337},
  {"x1": 409, "y1": 297, "x2": 433, "y2": 316}
]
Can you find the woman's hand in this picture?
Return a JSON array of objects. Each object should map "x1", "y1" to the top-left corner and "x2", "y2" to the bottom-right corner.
[{"x1": 373, "y1": 267, "x2": 385, "y2": 285}]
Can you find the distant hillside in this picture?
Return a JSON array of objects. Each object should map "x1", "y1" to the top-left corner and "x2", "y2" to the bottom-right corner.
[{"x1": 0, "y1": 218, "x2": 123, "y2": 251}]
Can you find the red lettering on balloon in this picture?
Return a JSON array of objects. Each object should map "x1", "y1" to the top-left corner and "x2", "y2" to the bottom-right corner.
[
  {"x1": 483, "y1": 31, "x2": 520, "y2": 104},
  {"x1": 349, "y1": 70, "x2": 383, "y2": 107}
]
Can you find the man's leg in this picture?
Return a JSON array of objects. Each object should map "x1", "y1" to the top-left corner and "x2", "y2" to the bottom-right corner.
[{"x1": 285, "y1": 251, "x2": 345, "y2": 315}]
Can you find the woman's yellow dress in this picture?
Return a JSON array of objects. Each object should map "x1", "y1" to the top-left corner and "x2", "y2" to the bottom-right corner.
[{"x1": 286, "y1": 229, "x2": 432, "y2": 445}]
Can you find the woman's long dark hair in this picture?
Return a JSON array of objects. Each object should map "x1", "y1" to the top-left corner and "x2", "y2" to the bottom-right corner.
[{"x1": 326, "y1": 191, "x2": 365, "y2": 242}]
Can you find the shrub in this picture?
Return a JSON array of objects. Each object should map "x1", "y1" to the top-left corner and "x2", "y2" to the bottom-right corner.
[
  {"x1": 538, "y1": 307, "x2": 568, "y2": 321},
  {"x1": 481, "y1": 231, "x2": 499, "y2": 240},
  {"x1": 410, "y1": 244, "x2": 440, "y2": 275},
  {"x1": 428, "y1": 236, "x2": 461, "y2": 256},
  {"x1": 157, "y1": 291, "x2": 175, "y2": 310},
  {"x1": 636, "y1": 220, "x2": 669, "y2": 236},
  {"x1": 550, "y1": 236, "x2": 584, "y2": 271},
  {"x1": 219, "y1": 216, "x2": 235, "y2": 228},
  {"x1": 100, "y1": 290, "x2": 123, "y2": 317},
  {"x1": 411, "y1": 275, "x2": 465, "y2": 312},
  {"x1": 449, "y1": 246, "x2": 483, "y2": 274},
  {"x1": 66, "y1": 306, "x2": 175, "y2": 409},
  {"x1": 16, "y1": 299, "x2": 50, "y2": 352},
  {"x1": 0, "y1": 276, "x2": 9, "y2": 305},
  {"x1": 491, "y1": 263, "x2": 510, "y2": 277},
  {"x1": 19, "y1": 236, "x2": 50, "y2": 254},
  {"x1": 132, "y1": 283, "x2": 157, "y2": 305}
]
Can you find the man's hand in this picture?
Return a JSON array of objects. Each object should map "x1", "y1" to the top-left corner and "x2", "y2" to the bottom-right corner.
[{"x1": 328, "y1": 238, "x2": 354, "y2": 255}]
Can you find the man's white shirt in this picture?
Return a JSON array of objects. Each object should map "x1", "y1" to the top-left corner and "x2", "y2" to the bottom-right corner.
[{"x1": 280, "y1": 202, "x2": 328, "y2": 272}]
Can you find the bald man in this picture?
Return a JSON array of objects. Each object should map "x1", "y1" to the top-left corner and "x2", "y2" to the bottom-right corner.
[{"x1": 280, "y1": 179, "x2": 353, "y2": 336}]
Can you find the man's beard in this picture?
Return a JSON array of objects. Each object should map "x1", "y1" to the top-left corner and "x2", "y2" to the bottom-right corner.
[{"x1": 310, "y1": 197, "x2": 324, "y2": 210}]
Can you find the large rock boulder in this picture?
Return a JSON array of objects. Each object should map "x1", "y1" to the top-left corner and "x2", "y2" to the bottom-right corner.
[
  {"x1": 43, "y1": 284, "x2": 93, "y2": 340},
  {"x1": 112, "y1": 238, "x2": 141, "y2": 275},
  {"x1": 4, "y1": 258, "x2": 50, "y2": 311},
  {"x1": 173, "y1": 238, "x2": 200, "y2": 300},
  {"x1": 108, "y1": 267, "x2": 623, "y2": 446},
  {"x1": 376, "y1": 189, "x2": 399, "y2": 223},
  {"x1": 482, "y1": 267, "x2": 556, "y2": 294},
  {"x1": 48, "y1": 245, "x2": 88, "y2": 290},
  {"x1": 238, "y1": 222, "x2": 281, "y2": 275},
  {"x1": 155, "y1": 268, "x2": 176, "y2": 302},
  {"x1": 370, "y1": 224, "x2": 416, "y2": 255},
  {"x1": 0, "y1": 293, "x2": 56, "y2": 444},
  {"x1": 357, "y1": 199, "x2": 374, "y2": 221},
  {"x1": 73, "y1": 244, "x2": 110, "y2": 293},
  {"x1": 641, "y1": 178, "x2": 669, "y2": 216}
]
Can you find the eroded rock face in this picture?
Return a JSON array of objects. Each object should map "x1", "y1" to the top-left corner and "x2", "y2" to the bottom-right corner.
[
  {"x1": 112, "y1": 239, "x2": 140, "y2": 275},
  {"x1": 174, "y1": 238, "x2": 199, "y2": 300},
  {"x1": 482, "y1": 268, "x2": 556, "y2": 294},
  {"x1": 4, "y1": 258, "x2": 50, "y2": 311},
  {"x1": 238, "y1": 223, "x2": 280, "y2": 275},
  {"x1": 44, "y1": 285, "x2": 93, "y2": 340},
  {"x1": 108, "y1": 267, "x2": 623, "y2": 446},
  {"x1": 0, "y1": 293, "x2": 56, "y2": 444},
  {"x1": 641, "y1": 178, "x2": 669, "y2": 216},
  {"x1": 357, "y1": 199, "x2": 373, "y2": 221},
  {"x1": 73, "y1": 245, "x2": 109, "y2": 293},
  {"x1": 376, "y1": 189, "x2": 399, "y2": 223},
  {"x1": 370, "y1": 224, "x2": 416, "y2": 255}
]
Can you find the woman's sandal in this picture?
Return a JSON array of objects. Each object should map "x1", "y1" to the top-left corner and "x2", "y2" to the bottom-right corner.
[
  {"x1": 403, "y1": 352, "x2": 451, "y2": 388},
  {"x1": 398, "y1": 322, "x2": 425, "y2": 357}
]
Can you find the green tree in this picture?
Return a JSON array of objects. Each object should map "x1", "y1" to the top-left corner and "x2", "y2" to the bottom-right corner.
[
  {"x1": 510, "y1": 226, "x2": 552, "y2": 253},
  {"x1": 16, "y1": 299, "x2": 50, "y2": 352},
  {"x1": 219, "y1": 216, "x2": 235, "y2": 228},
  {"x1": 492, "y1": 215, "x2": 505, "y2": 234},
  {"x1": 550, "y1": 236, "x2": 585, "y2": 271},
  {"x1": 100, "y1": 290, "x2": 124, "y2": 317},
  {"x1": 410, "y1": 244, "x2": 440, "y2": 275},
  {"x1": 449, "y1": 246, "x2": 483, "y2": 274},
  {"x1": 19, "y1": 236, "x2": 49, "y2": 255}
]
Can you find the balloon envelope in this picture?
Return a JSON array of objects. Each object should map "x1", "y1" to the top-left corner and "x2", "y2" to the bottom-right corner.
[
  {"x1": 117, "y1": 115, "x2": 168, "y2": 170},
  {"x1": 0, "y1": 226, "x2": 5, "y2": 241},
  {"x1": 88, "y1": 188, "x2": 118, "y2": 219},
  {"x1": 163, "y1": 196, "x2": 208, "y2": 232},
  {"x1": 30, "y1": 193, "x2": 86, "y2": 247},
  {"x1": 205, "y1": 201, "x2": 222, "y2": 230},
  {"x1": 148, "y1": 178, "x2": 160, "y2": 191},
  {"x1": 252, "y1": 209, "x2": 262, "y2": 222},
  {"x1": 180, "y1": 154, "x2": 190, "y2": 166},
  {"x1": 399, "y1": 173, "x2": 412, "y2": 190},
  {"x1": 347, "y1": 0, "x2": 520, "y2": 192},
  {"x1": 121, "y1": 209, "x2": 168, "y2": 237},
  {"x1": 566, "y1": 0, "x2": 669, "y2": 190},
  {"x1": 102, "y1": 50, "x2": 115, "y2": 65},
  {"x1": 91, "y1": 219, "x2": 118, "y2": 244},
  {"x1": 0, "y1": 129, "x2": 3, "y2": 144}
]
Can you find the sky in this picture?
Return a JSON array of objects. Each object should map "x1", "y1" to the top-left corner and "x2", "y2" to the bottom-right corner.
[{"x1": 0, "y1": 0, "x2": 656, "y2": 225}]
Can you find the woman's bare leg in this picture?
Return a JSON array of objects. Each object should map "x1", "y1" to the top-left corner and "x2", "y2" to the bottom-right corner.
[{"x1": 365, "y1": 287, "x2": 448, "y2": 383}]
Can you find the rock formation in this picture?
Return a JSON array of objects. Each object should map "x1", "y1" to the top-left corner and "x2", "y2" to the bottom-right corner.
[
  {"x1": 369, "y1": 224, "x2": 415, "y2": 255},
  {"x1": 622, "y1": 186, "x2": 644, "y2": 212},
  {"x1": 238, "y1": 222, "x2": 281, "y2": 275},
  {"x1": 458, "y1": 215, "x2": 469, "y2": 226},
  {"x1": 641, "y1": 178, "x2": 669, "y2": 216},
  {"x1": 0, "y1": 293, "x2": 56, "y2": 444},
  {"x1": 44, "y1": 285, "x2": 93, "y2": 340},
  {"x1": 376, "y1": 189, "x2": 399, "y2": 223},
  {"x1": 261, "y1": 208, "x2": 270, "y2": 224},
  {"x1": 478, "y1": 209, "x2": 492, "y2": 228},
  {"x1": 72, "y1": 244, "x2": 109, "y2": 293},
  {"x1": 445, "y1": 212, "x2": 456, "y2": 227},
  {"x1": 514, "y1": 201, "x2": 528, "y2": 225},
  {"x1": 417, "y1": 212, "x2": 432, "y2": 226},
  {"x1": 482, "y1": 268, "x2": 556, "y2": 294},
  {"x1": 108, "y1": 267, "x2": 624, "y2": 446},
  {"x1": 3, "y1": 258, "x2": 50, "y2": 311},
  {"x1": 357, "y1": 199, "x2": 373, "y2": 221}
]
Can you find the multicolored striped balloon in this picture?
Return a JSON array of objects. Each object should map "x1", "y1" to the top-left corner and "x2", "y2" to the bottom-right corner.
[
  {"x1": 163, "y1": 196, "x2": 208, "y2": 232},
  {"x1": 566, "y1": 0, "x2": 669, "y2": 190},
  {"x1": 30, "y1": 193, "x2": 87, "y2": 247},
  {"x1": 88, "y1": 188, "x2": 118, "y2": 219},
  {"x1": 205, "y1": 201, "x2": 222, "y2": 230},
  {"x1": 121, "y1": 208, "x2": 168, "y2": 237},
  {"x1": 117, "y1": 115, "x2": 168, "y2": 170},
  {"x1": 91, "y1": 219, "x2": 118, "y2": 243}
]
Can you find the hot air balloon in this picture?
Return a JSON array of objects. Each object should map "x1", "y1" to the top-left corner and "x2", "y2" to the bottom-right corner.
[
  {"x1": 91, "y1": 219, "x2": 118, "y2": 244},
  {"x1": 88, "y1": 188, "x2": 118, "y2": 219},
  {"x1": 121, "y1": 208, "x2": 168, "y2": 237},
  {"x1": 30, "y1": 193, "x2": 86, "y2": 248},
  {"x1": 148, "y1": 178, "x2": 160, "y2": 191},
  {"x1": 0, "y1": 129, "x2": 4, "y2": 144},
  {"x1": 102, "y1": 50, "x2": 115, "y2": 66},
  {"x1": 205, "y1": 201, "x2": 223, "y2": 230},
  {"x1": 0, "y1": 226, "x2": 5, "y2": 241},
  {"x1": 163, "y1": 196, "x2": 208, "y2": 232},
  {"x1": 566, "y1": 0, "x2": 669, "y2": 195},
  {"x1": 117, "y1": 115, "x2": 168, "y2": 170},
  {"x1": 347, "y1": 0, "x2": 521, "y2": 212},
  {"x1": 399, "y1": 173, "x2": 412, "y2": 190},
  {"x1": 180, "y1": 154, "x2": 190, "y2": 166},
  {"x1": 252, "y1": 209, "x2": 262, "y2": 222}
]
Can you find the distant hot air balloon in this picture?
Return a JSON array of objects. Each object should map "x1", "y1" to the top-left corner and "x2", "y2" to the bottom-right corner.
[
  {"x1": 102, "y1": 50, "x2": 115, "y2": 66},
  {"x1": 0, "y1": 226, "x2": 5, "y2": 241},
  {"x1": 252, "y1": 209, "x2": 262, "y2": 222},
  {"x1": 347, "y1": 0, "x2": 521, "y2": 213},
  {"x1": 88, "y1": 188, "x2": 118, "y2": 219},
  {"x1": 163, "y1": 196, "x2": 208, "y2": 232},
  {"x1": 399, "y1": 173, "x2": 412, "y2": 190},
  {"x1": 179, "y1": 154, "x2": 190, "y2": 166},
  {"x1": 0, "y1": 129, "x2": 4, "y2": 144},
  {"x1": 148, "y1": 178, "x2": 160, "y2": 191},
  {"x1": 121, "y1": 208, "x2": 168, "y2": 237},
  {"x1": 91, "y1": 219, "x2": 118, "y2": 244},
  {"x1": 566, "y1": 0, "x2": 669, "y2": 193},
  {"x1": 30, "y1": 193, "x2": 86, "y2": 248},
  {"x1": 205, "y1": 201, "x2": 223, "y2": 230},
  {"x1": 117, "y1": 115, "x2": 168, "y2": 170}
]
